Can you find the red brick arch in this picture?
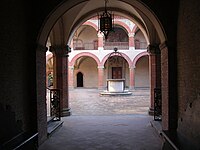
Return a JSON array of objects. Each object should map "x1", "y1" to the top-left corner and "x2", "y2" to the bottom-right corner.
[
  {"x1": 132, "y1": 25, "x2": 138, "y2": 33},
  {"x1": 83, "y1": 21, "x2": 98, "y2": 31},
  {"x1": 132, "y1": 51, "x2": 149, "y2": 67},
  {"x1": 69, "y1": 52, "x2": 100, "y2": 66},
  {"x1": 101, "y1": 52, "x2": 132, "y2": 67},
  {"x1": 114, "y1": 20, "x2": 132, "y2": 33}
]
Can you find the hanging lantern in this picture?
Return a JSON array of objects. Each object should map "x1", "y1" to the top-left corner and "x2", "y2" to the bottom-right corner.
[{"x1": 99, "y1": 0, "x2": 114, "y2": 40}]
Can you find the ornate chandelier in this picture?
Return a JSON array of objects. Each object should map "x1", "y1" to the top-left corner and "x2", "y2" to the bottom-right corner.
[{"x1": 98, "y1": 0, "x2": 114, "y2": 40}]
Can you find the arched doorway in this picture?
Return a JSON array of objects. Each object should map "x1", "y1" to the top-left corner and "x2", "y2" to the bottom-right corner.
[
  {"x1": 36, "y1": 0, "x2": 169, "y2": 145},
  {"x1": 77, "y1": 72, "x2": 83, "y2": 87}
]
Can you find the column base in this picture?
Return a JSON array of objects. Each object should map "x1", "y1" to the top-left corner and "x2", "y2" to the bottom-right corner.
[
  {"x1": 68, "y1": 86, "x2": 74, "y2": 90},
  {"x1": 98, "y1": 86, "x2": 105, "y2": 90},
  {"x1": 129, "y1": 86, "x2": 135, "y2": 91},
  {"x1": 148, "y1": 107, "x2": 154, "y2": 116},
  {"x1": 61, "y1": 108, "x2": 71, "y2": 117}
]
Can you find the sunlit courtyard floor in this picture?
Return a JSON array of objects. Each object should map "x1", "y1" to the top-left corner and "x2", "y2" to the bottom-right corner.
[{"x1": 69, "y1": 88, "x2": 150, "y2": 116}]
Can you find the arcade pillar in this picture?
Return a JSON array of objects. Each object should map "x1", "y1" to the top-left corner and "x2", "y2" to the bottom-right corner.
[
  {"x1": 147, "y1": 44, "x2": 161, "y2": 115},
  {"x1": 50, "y1": 45, "x2": 71, "y2": 116}
]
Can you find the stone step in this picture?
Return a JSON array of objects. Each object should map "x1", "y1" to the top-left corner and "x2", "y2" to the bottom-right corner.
[{"x1": 47, "y1": 120, "x2": 63, "y2": 136}]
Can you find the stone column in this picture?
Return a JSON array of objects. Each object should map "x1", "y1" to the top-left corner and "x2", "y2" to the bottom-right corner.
[
  {"x1": 128, "y1": 33, "x2": 135, "y2": 50},
  {"x1": 68, "y1": 66, "x2": 74, "y2": 89},
  {"x1": 98, "y1": 32, "x2": 104, "y2": 50},
  {"x1": 147, "y1": 44, "x2": 161, "y2": 115},
  {"x1": 36, "y1": 44, "x2": 48, "y2": 144},
  {"x1": 98, "y1": 66, "x2": 104, "y2": 90},
  {"x1": 129, "y1": 66, "x2": 135, "y2": 90},
  {"x1": 50, "y1": 45, "x2": 71, "y2": 116}
]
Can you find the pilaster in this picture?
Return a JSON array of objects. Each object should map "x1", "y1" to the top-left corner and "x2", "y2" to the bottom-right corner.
[
  {"x1": 68, "y1": 66, "x2": 74, "y2": 89},
  {"x1": 159, "y1": 41, "x2": 169, "y2": 130},
  {"x1": 129, "y1": 66, "x2": 135, "y2": 90},
  {"x1": 128, "y1": 33, "x2": 135, "y2": 50},
  {"x1": 36, "y1": 44, "x2": 48, "y2": 144},
  {"x1": 97, "y1": 32, "x2": 104, "y2": 50},
  {"x1": 98, "y1": 66, "x2": 104, "y2": 90}
]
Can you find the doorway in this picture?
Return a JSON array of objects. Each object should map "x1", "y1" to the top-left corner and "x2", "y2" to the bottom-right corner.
[{"x1": 77, "y1": 72, "x2": 83, "y2": 87}]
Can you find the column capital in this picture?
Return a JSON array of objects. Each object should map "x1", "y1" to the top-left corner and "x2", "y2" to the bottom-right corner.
[
  {"x1": 129, "y1": 66, "x2": 136, "y2": 69},
  {"x1": 50, "y1": 45, "x2": 71, "y2": 57},
  {"x1": 128, "y1": 33, "x2": 135, "y2": 37},
  {"x1": 68, "y1": 66, "x2": 74, "y2": 69},
  {"x1": 97, "y1": 32, "x2": 104, "y2": 37},
  {"x1": 36, "y1": 44, "x2": 48, "y2": 53},
  {"x1": 98, "y1": 66, "x2": 104, "y2": 69},
  {"x1": 147, "y1": 44, "x2": 160, "y2": 55}
]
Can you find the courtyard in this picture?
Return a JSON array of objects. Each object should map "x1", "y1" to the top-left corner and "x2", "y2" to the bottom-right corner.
[{"x1": 69, "y1": 88, "x2": 150, "y2": 116}]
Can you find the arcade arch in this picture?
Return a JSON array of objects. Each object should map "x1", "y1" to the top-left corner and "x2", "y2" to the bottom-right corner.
[
  {"x1": 73, "y1": 56, "x2": 98, "y2": 88},
  {"x1": 134, "y1": 55, "x2": 149, "y2": 88}
]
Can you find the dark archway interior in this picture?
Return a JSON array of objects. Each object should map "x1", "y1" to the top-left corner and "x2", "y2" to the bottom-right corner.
[{"x1": 77, "y1": 72, "x2": 83, "y2": 87}]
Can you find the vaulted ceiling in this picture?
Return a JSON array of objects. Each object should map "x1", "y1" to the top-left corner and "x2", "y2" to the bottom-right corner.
[{"x1": 39, "y1": 0, "x2": 166, "y2": 47}]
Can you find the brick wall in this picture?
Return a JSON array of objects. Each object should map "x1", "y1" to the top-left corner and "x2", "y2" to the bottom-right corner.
[
  {"x1": 0, "y1": 0, "x2": 37, "y2": 144},
  {"x1": 177, "y1": 0, "x2": 200, "y2": 149},
  {"x1": 0, "y1": 0, "x2": 61, "y2": 145},
  {"x1": 36, "y1": 48, "x2": 47, "y2": 144}
]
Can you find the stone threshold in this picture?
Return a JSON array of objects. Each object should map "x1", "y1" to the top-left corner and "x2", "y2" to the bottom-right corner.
[
  {"x1": 47, "y1": 120, "x2": 63, "y2": 136},
  {"x1": 150, "y1": 120, "x2": 179, "y2": 150}
]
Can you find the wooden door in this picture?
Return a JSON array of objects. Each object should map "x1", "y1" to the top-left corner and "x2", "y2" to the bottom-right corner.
[{"x1": 112, "y1": 67, "x2": 122, "y2": 79}]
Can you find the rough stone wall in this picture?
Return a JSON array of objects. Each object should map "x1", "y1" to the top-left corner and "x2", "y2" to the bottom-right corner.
[{"x1": 177, "y1": 0, "x2": 200, "y2": 149}]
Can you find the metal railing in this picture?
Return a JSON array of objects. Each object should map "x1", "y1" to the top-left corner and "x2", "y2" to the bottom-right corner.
[
  {"x1": 104, "y1": 42, "x2": 129, "y2": 50},
  {"x1": 154, "y1": 88, "x2": 162, "y2": 121},
  {"x1": 46, "y1": 88, "x2": 61, "y2": 121},
  {"x1": 135, "y1": 41, "x2": 148, "y2": 49},
  {"x1": 73, "y1": 42, "x2": 129, "y2": 50},
  {"x1": 73, "y1": 42, "x2": 98, "y2": 50},
  {"x1": 73, "y1": 41, "x2": 147, "y2": 50}
]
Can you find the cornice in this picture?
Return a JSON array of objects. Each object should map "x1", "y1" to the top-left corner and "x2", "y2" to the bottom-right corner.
[{"x1": 49, "y1": 45, "x2": 71, "y2": 57}]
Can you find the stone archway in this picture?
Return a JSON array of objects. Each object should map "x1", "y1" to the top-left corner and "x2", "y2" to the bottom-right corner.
[{"x1": 36, "y1": 0, "x2": 169, "y2": 144}]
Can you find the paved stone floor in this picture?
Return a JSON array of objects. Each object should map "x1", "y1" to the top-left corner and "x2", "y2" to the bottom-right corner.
[
  {"x1": 40, "y1": 88, "x2": 163, "y2": 150},
  {"x1": 69, "y1": 88, "x2": 150, "y2": 116}
]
